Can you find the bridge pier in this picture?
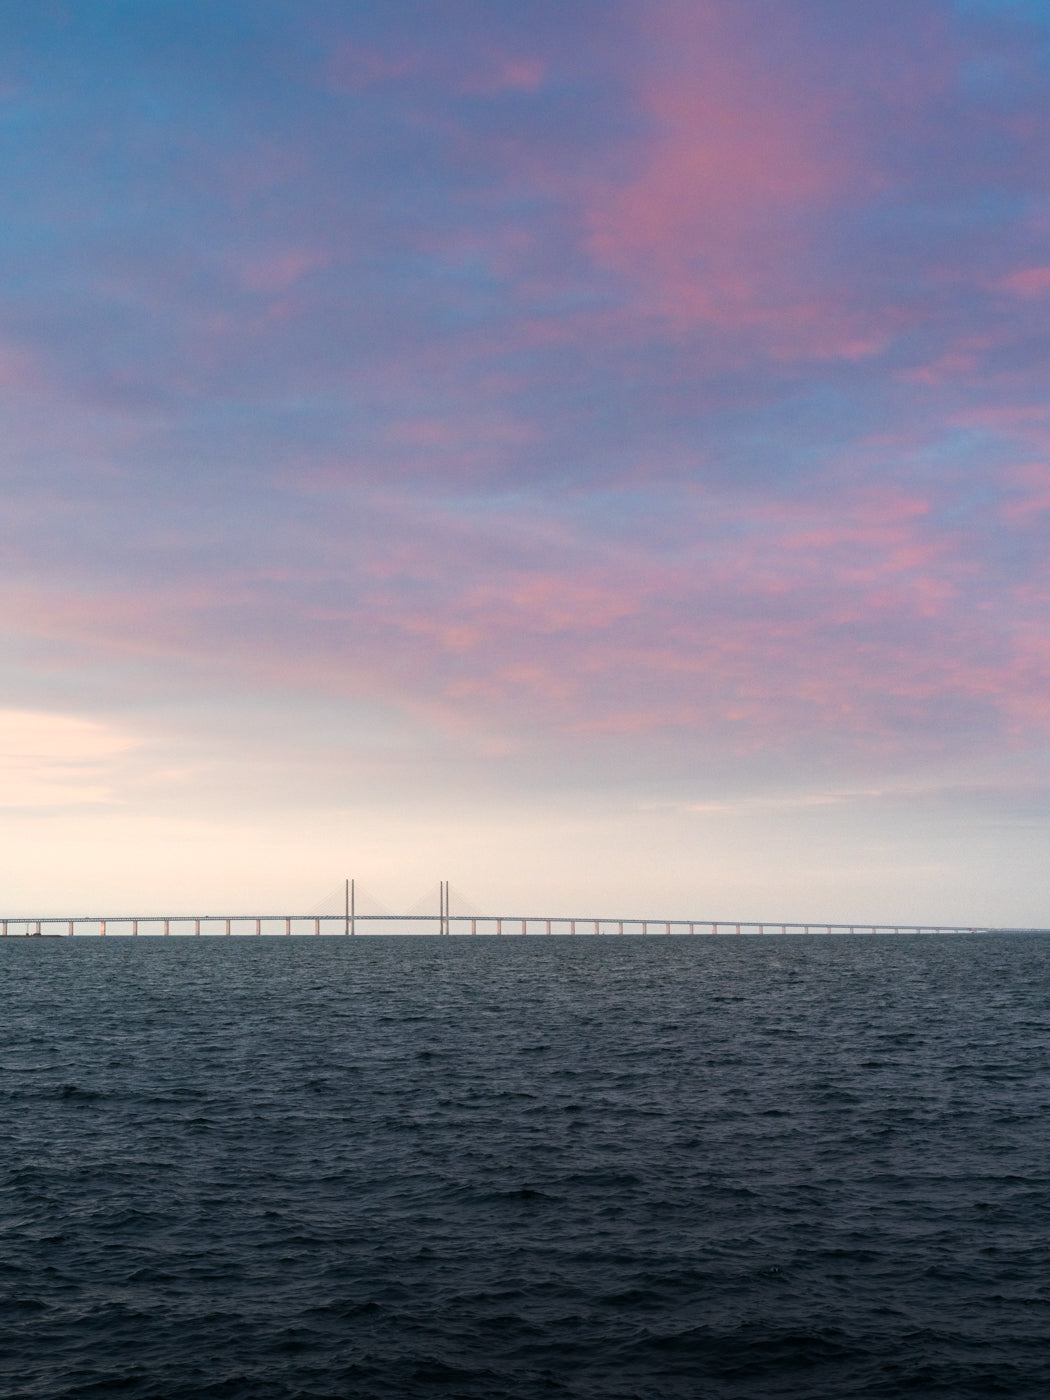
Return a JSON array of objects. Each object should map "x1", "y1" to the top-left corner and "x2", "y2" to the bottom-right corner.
[
  {"x1": 100, "y1": 920, "x2": 106, "y2": 936},
  {"x1": 256, "y1": 918, "x2": 261, "y2": 935},
  {"x1": 132, "y1": 920, "x2": 138, "y2": 935},
  {"x1": 285, "y1": 917, "x2": 291, "y2": 935},
  {"x1": 227, "y1": 919, "x2": 232, "y2": 936},
  {"x1": 194, "y1": 919, "x2": 200, "y2": 936}
]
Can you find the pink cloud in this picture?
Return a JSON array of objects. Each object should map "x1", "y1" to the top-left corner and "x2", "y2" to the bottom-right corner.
[
  {"x1": 579, "y1": 2, "x2": 861, "y2": 351},
  {"x1": 1000, "y1": 266, "x2": 1050, "y2": 298},
  {"x1": 236, "y1": 249, "x2": 327, "y2": 293},
  {"x1": 4, "y1": 455, "x2": 1050, "y2": 758},
  {"x1": 383, "y1": 412, "x2": 534, "y2": 454},
  {"x1": 0, "y1": 567, "x2": 1014, "y2": 746},
  {"x1": 457, "y1": 52, "x2": 546, "y2": 96}
]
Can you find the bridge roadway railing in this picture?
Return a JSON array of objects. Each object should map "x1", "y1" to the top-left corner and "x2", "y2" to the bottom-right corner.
[{"x1": 0, "y1": 915, "x2": 992, "y2": 936}]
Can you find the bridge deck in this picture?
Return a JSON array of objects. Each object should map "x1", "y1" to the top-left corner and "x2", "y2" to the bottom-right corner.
[{"x1": 1, "y1": 914, "x2": 993, "y2": 936}]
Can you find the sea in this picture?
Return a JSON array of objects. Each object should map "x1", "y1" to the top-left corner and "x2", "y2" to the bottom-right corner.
[{"x1": 2, "y1": 932, "x2": 1049, "y2": 1399}]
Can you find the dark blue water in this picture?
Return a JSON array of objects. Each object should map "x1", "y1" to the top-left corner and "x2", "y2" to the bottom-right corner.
[{"x1": 3, "y1": 934, "x2": 1049, "y2": 1399}]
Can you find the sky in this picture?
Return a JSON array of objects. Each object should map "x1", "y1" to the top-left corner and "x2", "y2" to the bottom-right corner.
[{"x1": 3, "y1": 0, "x2": 1050, "y2": 924}]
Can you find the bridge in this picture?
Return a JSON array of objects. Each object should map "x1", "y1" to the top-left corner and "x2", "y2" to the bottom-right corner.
[
  {"x1": 0, "y1": 917, "x2": 996, "y2": 937},
  {"x1": 0, "y1": 879, "x2": 993, "y2": 938},
  {"x1": 0, "y1": 879, "x2": 991, "y2": 938}
]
